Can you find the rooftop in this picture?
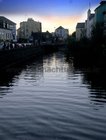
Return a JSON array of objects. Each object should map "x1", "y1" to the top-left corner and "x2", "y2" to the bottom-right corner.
[
  {"x1": 0, "y1": 16, "x2": 16, "y2": 25},
  {"x1": 95, "y1": 1, "x2": 106, "y2": 11},
  {"x1": 100, "y1": 1, "x2": 106, "y2": 5},
  {"x1": 56, "y1": 26, "x2": 65, "y2": 30},
  {"x1": 76, "y1": 23, "x2": 85, "y2": 28}
]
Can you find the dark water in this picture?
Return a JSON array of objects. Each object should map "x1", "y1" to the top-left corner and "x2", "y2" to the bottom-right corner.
[{"x1": 0, "y1": 52, "x2": 106, "y2": 140}]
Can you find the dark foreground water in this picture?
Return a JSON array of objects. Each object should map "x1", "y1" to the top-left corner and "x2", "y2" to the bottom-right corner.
[{"x1": 0, "y1": 52, "x2": 106, "y2": 140}]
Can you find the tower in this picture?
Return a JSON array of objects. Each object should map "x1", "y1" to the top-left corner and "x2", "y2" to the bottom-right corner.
[
  {"x1": 87, "y1": 1, "x2": 91, "y2": 18},
  {"x1": 87, "y1": 9, "x2": 91, "y2": 18}
]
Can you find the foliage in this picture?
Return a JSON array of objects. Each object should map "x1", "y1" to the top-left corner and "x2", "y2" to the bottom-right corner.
[{"x1": 18, "y1": 38, "x2": 28, "y2": 43}]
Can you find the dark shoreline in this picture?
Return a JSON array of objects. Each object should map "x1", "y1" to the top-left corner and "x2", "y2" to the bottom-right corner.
[
  {"x1": 0, "y1": 44, "x2": 58, "y2": 71},
  {"x1": 68, "y1": 42, "x2": 106, "y2": 68}
]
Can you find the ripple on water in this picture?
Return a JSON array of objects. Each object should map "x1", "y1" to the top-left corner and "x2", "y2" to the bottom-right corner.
[{"x1": 0, "y1": 53, "x2": 106, "y2": 140}]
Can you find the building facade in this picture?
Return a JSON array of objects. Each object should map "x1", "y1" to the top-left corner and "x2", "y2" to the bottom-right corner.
[
  {"x1": 86, "y1": 9, "x2": 95, "y2": 39},
  {"x1": 55, "y1": 26, "x2": 69, "y2": 40},
  {"x1": 76, "y1": 23, "x2": 85, "y2": 41},
  {"x1": 95, "y1": 1, "x2": 106, "y2": 37},
  {"x1": 95, "y1": 1, "x2": 106, "y2": 24},
  {"x1": 0, "y1": 16, "x2": 16, "y2": 42},
  {"x1": 32, "y1": 31, "x2": 52, "y2": 45},
  {"x1": 17, "y1": 18, "x2": 42, "y2": 40},
  {"x1": 76, "y1": 1, "x2": 106, "y2": 41},
  {"x1": 103, "y1": 11, "x2": 106, "y2": 36}
]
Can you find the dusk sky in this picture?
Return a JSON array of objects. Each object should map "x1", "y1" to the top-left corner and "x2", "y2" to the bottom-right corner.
[{"x1": 0, "y1": 0, "x2": 101, "y2": 34}]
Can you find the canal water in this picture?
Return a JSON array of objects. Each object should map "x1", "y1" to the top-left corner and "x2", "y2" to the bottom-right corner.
[{"x1": 0, "y1": 52, "x2": 106, "y2": 140}]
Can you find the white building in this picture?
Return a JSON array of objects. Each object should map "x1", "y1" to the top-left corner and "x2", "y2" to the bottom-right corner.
[
  {"x1": 17, "y1": 18, "x2": 42, "y2": 40},
  {"x1": 76, "y1": 1, "x2": 106, "y2": 41},
  {"x1": 86, "y1": 9, "x2": 95, "y2": 39},
  {"x1": 0, "y1": 16, "x2": 16, "y2": 42},
  {"x1": 76, "y1": 10, "x2": 95, "y2": 41},
  {"x1": 76, "y1": 23, "x2": 85, "y2": 41},
  {"x1": 55, "y1": 26, "x2": 69, "y2": 40}
]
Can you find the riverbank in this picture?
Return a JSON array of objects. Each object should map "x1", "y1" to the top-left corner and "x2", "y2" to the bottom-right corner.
[
  {"x1": 68, "y1": 39, "x2": 106, "y2": 68},
  {"x1": 0, "y1": 44, "x2": 59, "y2": 71}
]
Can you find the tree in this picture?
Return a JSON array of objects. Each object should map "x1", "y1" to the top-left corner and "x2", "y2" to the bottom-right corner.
[{"x1": 71, "y1": 32, "x2": 76, "y2": 38}]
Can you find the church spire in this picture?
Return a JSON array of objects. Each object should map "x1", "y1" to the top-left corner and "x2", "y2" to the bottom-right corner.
[
  {"x1": 89, "y1": 1, "x2": 91, "y2": 9},
  {"x1": 88, "y1": 9, "x2": 91, "y2": 18}
]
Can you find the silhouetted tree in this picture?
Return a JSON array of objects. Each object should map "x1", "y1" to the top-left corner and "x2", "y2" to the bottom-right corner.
[{"x1": 72, "y1": 32, "x2": 76, "y2": 38}]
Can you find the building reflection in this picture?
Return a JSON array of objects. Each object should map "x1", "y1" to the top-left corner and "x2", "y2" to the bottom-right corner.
[
  {"x1": 0, "y1": 57, "x2": 43, "y2": 98},
  {"x1": 82, "y1": 68, "x2": 106, "y2": 103},
  {"x1": 0, "y1": 51, "x2": 106, "y2": 105},
  {"x1": 65, "y1": 53, "x2": 106, "y2": 104},
  {"x1": 0, "y1": 68, "x2": 22, "y2": 98}
]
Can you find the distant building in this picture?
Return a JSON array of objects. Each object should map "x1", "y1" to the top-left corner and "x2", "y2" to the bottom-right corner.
[
  {"x1": 76, "y1": 23, "x2": 85, "y2": 41},
  {"x1": 32, "y1": 31, "x2": 52, "y2": 45},
  {"x1": 0, "y1": 16, "x2": 16, "y2": 42},
  {"x1": 76, "y1": 1, "x2": 106, "y2": 41},
  {"x1": 41, "y1": 31, "x2": 52, "y2": 43},
  {"x1": 86, "y1": 9, "x2": 95, "y2": 39},
  {"x1": 17, "y1": 18, "x2": 42, "y2": 41},
  {"x1": 55, "y1": 26, "x2": 69, "y2": 40}
]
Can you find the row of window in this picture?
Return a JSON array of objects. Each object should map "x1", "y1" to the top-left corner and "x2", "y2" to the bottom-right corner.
[
  {"x1": 0, "y1": 22, "x2": 15, "y2": 29},
  {"x1": 0, "y1": 32, "x2": 12, "y2": 40}
]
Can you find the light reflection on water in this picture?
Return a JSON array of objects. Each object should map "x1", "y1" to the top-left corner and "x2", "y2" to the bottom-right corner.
[{"x1": 0, "y1": 52, "x2": 106, "y2": 140}]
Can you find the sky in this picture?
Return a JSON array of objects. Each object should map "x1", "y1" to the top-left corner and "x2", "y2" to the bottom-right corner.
[{"x1": 0, "y1": 0, "x2": 101, "y2": 34}]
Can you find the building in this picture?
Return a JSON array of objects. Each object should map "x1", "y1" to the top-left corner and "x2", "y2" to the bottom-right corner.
[
  {"x1": 86, "y1": 9, "x2": 95, "y2": 39},
  {"x1": 0, "y1": 16, "x2": 16, "y2": 42},
  {"x1": 76, "y1": 23, "x2": 85, "y2": 41},
  {"x1": 32, "y1": 31, "x2": 52, "y2": 45},
  {"x1": 95, "y1": 1, "x2": 106, "y2": 36},
  {"x1": 55, "y1": 26, "x2": 69, "y2": 40},
  {"x1": 76, "y1": 1, "x2": 106, "y2": 41},
  {"x1": 41, "y1": 31, "x2": 52, "y2": 43},
  {"x1": 76, "y1": 9, "x2": 95, "y2": 40},
  {"x1": 95, "y1": 1, "x2": 106, "y2": 23},
  {"x1": 103, "y1": 11, "x2": 106, "y2": 35},
  {"x1": 17, "y1": 18, "x2": 42, "y2": 41}
]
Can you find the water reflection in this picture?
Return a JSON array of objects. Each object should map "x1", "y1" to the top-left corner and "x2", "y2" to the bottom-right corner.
[
  {"x1": 0, "y1": 52, "x2": 106, "y2": 140},
  {"x1": 0, "y1": 58, "x2": 43, "y2": 98},
  {"x1": 65, "y1": 53, "x2": 106, "y2": 105},
  {"x1": 0, "y1": 68, "x2": 22, "y2": 98},
  {"x1": 0, "y1": 52, "x2": 106, "y2": 104}
]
